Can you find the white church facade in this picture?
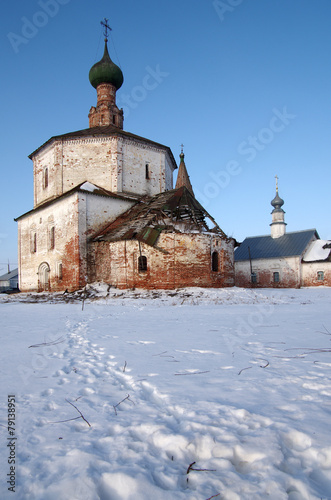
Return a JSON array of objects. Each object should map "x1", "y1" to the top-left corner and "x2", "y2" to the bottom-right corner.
[
  {"x1": 16, "y1": 29, "x2": 235, "y2": 292},
  {"x1": 234, "y1": 181, "x2": 331, "y2": 288}
]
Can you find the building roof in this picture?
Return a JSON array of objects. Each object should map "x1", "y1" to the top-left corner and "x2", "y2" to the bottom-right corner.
[
  {"x1": 28, "y1": 125, "x2": 178, "y2": 170},
  {"x1": 303, "y1": 239, "x2": 331, "y2": 262},
  {"x1": 15, "y1": 182, "x2": 137, "y2": 221},
  {"x1": 175, "y1": 152, "x2": 194, "y2": 195},
  {"x1": 92, "y1": 186, "x2": 229, "y2": 247},
  {"x1": 0, "y1": 269, "x2": 18, "y2": 281},
  {"x1": 234, "y1": 229, "x2": 318, "y2": 261}
]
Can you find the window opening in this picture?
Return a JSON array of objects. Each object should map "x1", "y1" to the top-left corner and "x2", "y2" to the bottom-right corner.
[
  {"x1": 145, "y1": 164, "x2": 150, "y2": 179},
  {"x1": 49, "y1": 226, "x2": 55, "y2": 250},
  {"x1": 317, "y1": 271, "x2": 324, "y2": 281},
  {"x1": 43, "y1": 168, "x2": 48, "y2": 189},
  {"x1": 251, "y1": 272, "x2": 257, "y2": 283},
  {"x1": 138, "y1": 255, "x2": 147, "y2": 272},
  {"x1": 212, "y1": 251, "x2": 218, "y2": 272},
  {"x1": 31, "y1": 232, "x2": 37, "y2": 253},
  {"x1": 273, "y1": 271, "x2": 280, "y2": 283}
]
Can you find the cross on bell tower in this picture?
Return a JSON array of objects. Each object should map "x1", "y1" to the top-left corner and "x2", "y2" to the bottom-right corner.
[{"x1": 275, "y1": 174, "x2": 279, "y2": 193}]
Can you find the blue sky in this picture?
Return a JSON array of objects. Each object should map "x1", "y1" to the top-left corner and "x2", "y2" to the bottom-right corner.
[{"x1": 1, "y1": 0, "x2": 331, "y2": 272}]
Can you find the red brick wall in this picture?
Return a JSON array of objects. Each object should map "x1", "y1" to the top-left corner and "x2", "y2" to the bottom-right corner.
[
  {"x1": 89, "y1": 233, "x2": 235, "y2": 289},
  {"x1": 302, "y1": 262, "x2": 331, "y2": 287},
  {"x1": 235, "y1": 257, "x2": 301, "y2": 288}
]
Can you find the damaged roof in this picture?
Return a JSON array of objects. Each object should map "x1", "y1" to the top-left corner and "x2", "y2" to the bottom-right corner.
[{"x1": 92, "y1": 186, "x2": 229, "y2": 247}]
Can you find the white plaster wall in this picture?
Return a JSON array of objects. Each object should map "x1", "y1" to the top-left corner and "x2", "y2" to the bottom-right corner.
[
  {"x1": 121, "y1": 140, "x2": 170, "y2": 196},
  {"x1": 83, "y1": 193, "x2": 134, "y2": 234},
  {"x1": 302, "y1": 261, "x2": 331, "y2": 286},
  {"x1": 33, "y1": 141, "x2": 62, "y2": 207},
  {"x1": 31, "y1": 134, "x2": 177, "y2": 207},
  {"x1": 235, "y1": 256, "x2": 301, "y2": 287},
  {"x1": 165, "y1": 154, "x2": 175, "y2": 191},
  {"x1": 62, "y1": 137, "x2": 114, "y2": 193},
  {"x1": 18, "y1": 193, "x2": 80, "y2": 291}
]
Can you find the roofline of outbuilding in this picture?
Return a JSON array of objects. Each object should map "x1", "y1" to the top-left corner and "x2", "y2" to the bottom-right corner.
[
  {"x1": 28, "y1": 125, "x2": 178, "y2": 171},
  {"x1": 14, "y1": 182, "x2": 136, "y2": 222},
  {"x1": 237, "y1": 229, "x2": 319, "y2": 241}
]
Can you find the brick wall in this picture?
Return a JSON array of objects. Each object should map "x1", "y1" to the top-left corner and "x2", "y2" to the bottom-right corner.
[
  {"x1": 235, "y1": 257, "x2": 301, "y2": 288},
  {"x1": 302, "y1": 261, "x2": 331, "y2": 287},
  {"x1": 89, "y1": 233, "x2": 235, "y2": 289},
  {"x1": 18, "y1": 193, "x2": 82, "y2": 292}
]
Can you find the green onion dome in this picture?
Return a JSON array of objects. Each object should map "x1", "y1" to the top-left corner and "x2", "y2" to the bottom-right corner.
[{"x1": 89, "y1": 42, "x2": 124, "y2": 90}]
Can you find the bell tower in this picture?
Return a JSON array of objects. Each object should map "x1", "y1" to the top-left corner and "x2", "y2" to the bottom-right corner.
[
  {"x1": 88, "y1": 19, "x2": 124, "y2": 129},
  {"x1": 270, "y1": 175, "x2": 286, "y2": 238}
]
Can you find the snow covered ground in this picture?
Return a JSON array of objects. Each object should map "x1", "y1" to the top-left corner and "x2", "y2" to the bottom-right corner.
[{"x1": 1, "y1": 286, "x2": 331, "y2": 500}]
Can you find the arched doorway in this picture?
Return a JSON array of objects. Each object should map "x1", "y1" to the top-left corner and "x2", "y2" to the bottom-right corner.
[{"x1": 38, "y1": 262, "x2": 50, "y2": 291}]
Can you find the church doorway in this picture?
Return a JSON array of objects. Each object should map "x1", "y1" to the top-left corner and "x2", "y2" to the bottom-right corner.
[{"x1": 38, "y1": 262, "x2": 50, "y2": 291}]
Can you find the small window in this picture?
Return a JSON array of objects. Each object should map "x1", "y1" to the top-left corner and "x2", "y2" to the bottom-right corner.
[
  {"x1": 58, "y1": 263, "x2": 63, "y2": 280},
  {"x1": 273, "y1": 271, "x2": 280, "y2": 283},
  {"x1": 49, "y1": 226, "x2": 55, "y2": 250},
  {"x1": 113, "y1": 115, "x2": 116, "y2": 124},
  {"x1": 317, "y1": 271, "x2": 324, "y2": 281},
  {"x1": 145, "y1": 164, "x2": 150, "y2": 180},
  {"x1": 31, "y1": 232, "x2": 37, "y2": 253},
  {"x1": 212, "y1": 251, "x2": 218, "y2": 272},
  {"x1": 138, "y1": 255, "x2": 147, "y2": 272},
  {"x1": 251, "y1": 272, "x2": 257, "y2": 283},
  {"x1": 43, "y1": 167, "x2": 48, "y2": 189}
]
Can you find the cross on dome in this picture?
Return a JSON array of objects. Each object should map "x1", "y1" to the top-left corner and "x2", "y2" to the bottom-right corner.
[{"x1": 101, "y1": 18, "x2": 112, "y2": 42}]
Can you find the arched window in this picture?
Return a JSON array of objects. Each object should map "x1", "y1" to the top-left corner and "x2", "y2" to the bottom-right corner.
[
  {"x1": 273, "y1": 271, "x2": 280, "y2": 283},
  {"x1": 138, "y1": 255, "x2": 147, "y2": 272},
  {"x1": 211, "y1": 251, "x2": 218, "y2": 272}
]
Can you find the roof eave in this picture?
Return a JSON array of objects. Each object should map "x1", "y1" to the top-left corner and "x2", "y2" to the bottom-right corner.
[{"x1": 28, "y1": 126, "x2": 178, "y2": 170}]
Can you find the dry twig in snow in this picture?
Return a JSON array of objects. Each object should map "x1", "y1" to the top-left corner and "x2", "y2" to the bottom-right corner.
[
  {"x1": 28, "y1": 337, "x2": 65, "y2": 348},
  {"x1": 48, "y1": 399, "x2": 91, "y2": 427},
  {"x1": 238, "y1": 366, "x2": 252, "y2": 375},
  {"x1": 113, "y1": 394, "x2": 135, "y2": 415}
]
